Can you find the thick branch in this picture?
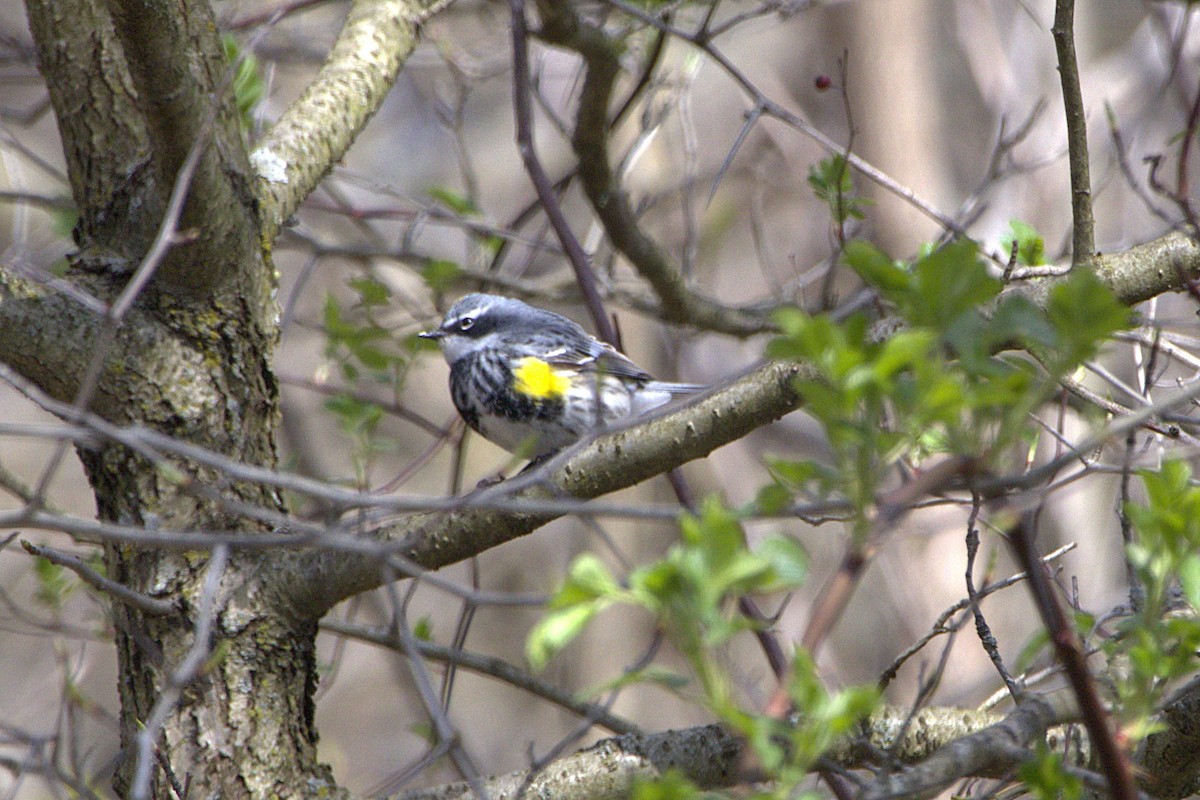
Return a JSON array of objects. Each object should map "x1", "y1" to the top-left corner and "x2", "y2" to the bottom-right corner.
[
  {"x1": 390, "y1": 698, "x2": 1081, "y2": 800},
  {"x1": 279, "y1": 229, "x2": 1200, "y2": 620},
  {"x1": 1093, "y1": 231, "x2": 1200, "y2": 304},
  {"x1": 23, "y1": 0, "x2": 161, "y2": 262},
  {"x1": 253, "y1": 0, "x2": 452, "y2": 242},
  {"x1": 0, "y1": 272, "x2": 221, "y2": 421},
  {"x1": 279, "y1": 359, "x2": 810, "y2": 618},
  {"x1": 859, "y1": 693, "x2": 1081, "y2": 800}
]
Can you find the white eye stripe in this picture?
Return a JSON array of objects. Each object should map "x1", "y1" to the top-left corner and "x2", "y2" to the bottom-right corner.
[{"x1": 444, "y1": 304, "x2": 488, "y2": 333}]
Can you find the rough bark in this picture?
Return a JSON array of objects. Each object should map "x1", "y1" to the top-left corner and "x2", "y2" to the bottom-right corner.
[{"x1": 13, "y1": 0, "x2": 450, "y2": 793}]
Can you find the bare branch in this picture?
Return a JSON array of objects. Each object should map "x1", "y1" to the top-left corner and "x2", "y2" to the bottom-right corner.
[
  {"x1": 1006, "y1": 513, "x2": 1138, "y2": 800},
  {"x1": 1051, "y1": 0, "x2": 1096, "y2": 268},
  {"x1": 21, "y1": 540, "x2": 177, "y2": 616}
]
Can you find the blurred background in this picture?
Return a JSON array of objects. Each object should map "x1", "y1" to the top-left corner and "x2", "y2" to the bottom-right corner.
[{"x1": 1, "y1": 0, "x2": 1197, "y2": 795}]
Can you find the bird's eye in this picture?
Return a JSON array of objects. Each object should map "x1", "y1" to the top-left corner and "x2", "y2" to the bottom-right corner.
[{"x1": 457, "y1": 317, "x2": 475, "y2": 332}]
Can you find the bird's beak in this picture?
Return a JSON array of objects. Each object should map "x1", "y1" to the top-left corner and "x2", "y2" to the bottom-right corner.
[{"x1": 418, "y1": 329, "x2": 444, "y2": 340}]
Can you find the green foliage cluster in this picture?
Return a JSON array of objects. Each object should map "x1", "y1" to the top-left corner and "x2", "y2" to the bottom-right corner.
[
  {"x1": 322, "y1": 277, "x2": 427, "y2": 480},
  {"x1": 1019, "y1": 744, "x2": 1084, "y2": 800},
  {"x1": 807, "y1": 155, "x2": 867, "y2": 227},
  {"x1": 1116, "y1": 461, "x2": 1200, "y2": 739},
  {"x1": 221, "y1": 35, "x2": 265, "y2": 132},
  {"x1": 529, "y1": 499, "x2": 876, "y2": 799},
  {"x1": 763, "y1": 234, "x2": 1128, "y2": 533}
]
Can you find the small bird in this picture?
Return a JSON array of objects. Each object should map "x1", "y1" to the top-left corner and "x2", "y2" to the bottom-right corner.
[{"x1": 420, "y1": 293, "x2": 702, "y2": 459}]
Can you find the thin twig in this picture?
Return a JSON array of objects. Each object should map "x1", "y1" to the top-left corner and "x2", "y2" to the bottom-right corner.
[
  {"x1": 1006, "y1": 513, "x2": 1137, "y2": 800},
  {"x1": 321, "y1": 618, "x2": 640, "y2": 735},
  {"x1": 1051, "y1": 0, "x2": 1096, "y2": 267},
  {"x1": 509, "y1": 0, "x2": 616, "y2": 343},
  {"x1": 879, "y1": 543, "x2": 1077, "y2": 689},
  {"x1": 384, "y1": 573, "x2": 489, "y2": 797},
  {"x1": 21, "y1": 540, "x2": 176, "y2": 616},
  {"x1": 965, "y1": 495, "x2": 1020, "y2": 698}
]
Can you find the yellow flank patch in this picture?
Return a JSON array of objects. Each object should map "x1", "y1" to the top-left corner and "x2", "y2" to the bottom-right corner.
[{"x1": 513, "y1": 357, "x2": 571, "y2": 400}]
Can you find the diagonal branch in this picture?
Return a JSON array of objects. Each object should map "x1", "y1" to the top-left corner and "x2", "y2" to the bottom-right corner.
[
  {"x1": 859, "y1": 692, "x2": 1083, "y2": 800},
  {"x1": 253, "y1": 0, "x2": 454, "y2": 243},
  {"x1": 280, "y1": 228, "x2": 1200, "y2": 620},
  {"x1": 1007, "y1": 512, "x2": 1137, "y2": 800},
  {"x1": 282, "y1": 359, "x2": 810, "y2": 617}
]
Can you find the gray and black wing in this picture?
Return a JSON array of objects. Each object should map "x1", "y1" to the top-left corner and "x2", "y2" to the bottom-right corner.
[{"x1": 540, "y1": 337, "x2": 654, "y2": 384}]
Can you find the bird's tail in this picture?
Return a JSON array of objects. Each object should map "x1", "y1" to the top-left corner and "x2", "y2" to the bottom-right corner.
[
  {"x1": 649, "y1": 381, "x2": 706, "y2": 394},
  {"x1": 631, "y1": 381, "x2": 705, "y2": 416}
]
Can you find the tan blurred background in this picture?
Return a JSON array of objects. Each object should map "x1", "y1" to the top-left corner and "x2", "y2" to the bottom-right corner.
[{"x1": 1, "y1": 0, "x2": 1195, "y2": 795}]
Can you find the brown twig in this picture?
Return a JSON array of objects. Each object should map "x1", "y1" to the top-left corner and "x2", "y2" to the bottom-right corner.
[
  {"x1": 21, "y1": 540, "x2": 176, "y2": 616},
  {"x1": 509, "y1": 0, "x2": 616, "y2": 343},
  {"x1": 760, "y1": 456, "x2": 975, "y2": 721},
  {"x1": 965, "y1": 495, "x2": 1020, "y2": 699},
  {"x1": 1051, "y1": 0, "x2": 1096, "y2": 268},
  {"x1": 1006, "y1": 512, "x2": 1138, "y2": 800},
  {"x1": 533, "y1": 0, "x2": 772, "y2": 336}
]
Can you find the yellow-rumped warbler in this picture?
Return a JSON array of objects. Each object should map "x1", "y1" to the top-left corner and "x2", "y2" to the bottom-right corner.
[{"x1": 420, "y1": 293, "x2": 702, "y2": 459}]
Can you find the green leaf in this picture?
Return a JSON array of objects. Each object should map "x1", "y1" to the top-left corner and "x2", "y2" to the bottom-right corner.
[
  {"x1": 807, "y1": 154, "x2": 867, "y2": 224},
  {"x1": 680, "y1": 496, "x2": 747, "y2": 573},
  {"x1": 911, "y1": 240, "x2": 1001, "y2": 330},
  {"x1": 221, "y1": 35, "x2": 265, "y2": 130},
  {"x1": 552, "y1": 554, "x2": 621, "y2": 607},
  {"x1": 527, "y1": 555, "x2": 626, "y2": 670},
  {"x1": 755, "y1": 535, "x2": 808, "y2": 588},
  {"x1": 1015, "y1": 627, "x2": 1051, "y2": 673},
  {"x1": 324, "y1": 393, "x2": 383, "y2": 437},
  {"x1": 754, "y1": 482, "x2": 792, "y2": 515},
  {"x1": 988, "y1": 294, "x2": 1057, "y2": 352},
  {"x1": 1181, "y1": 554, "x2": 1200, "y2": 609},
  {"x1": 323, "y1": 295, "x2": 350, "y2": 336},
  {"x1": 526, "y1": 602, "x2": 603, "y2": 670},
  {"x1": 348, "y1": 276, "x2": 391, "y2": 307},
  {"x1": 427, "y1": 186, "x2": 479, "y2": 216},
  {"x1": 1018, "y1": 746, "x2": 1083, "y2": 800},
  {"x1": 765, "y1": 457, "x2": 818, "y2": 487},
  {"x1": 1000, "y1": 220, "x2": 1046, "y2": 266},
  {"x1": 631, "y1": 770, "x2": 702, "y2": 800},
  {"x1": 421, "y1": 259, "x2": 461, "y2": 293},
  {"x1": 843, "y1": 240, "x2": 912, "y2": 297},
  {"x1": 872, "y1": 331, "x2": 936, "y2": 380},
  {"x1": 33, "y1": 554, "x2": 75, "y2": 610},
  {"x1": 584, "y1": 666, "x2": 692, "y2": 698},
  {"x1": 1045, "y1": 269, "x2": 1131, "y2": 368}
]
